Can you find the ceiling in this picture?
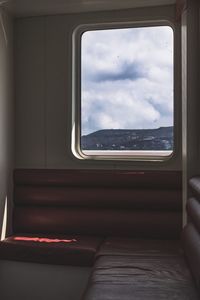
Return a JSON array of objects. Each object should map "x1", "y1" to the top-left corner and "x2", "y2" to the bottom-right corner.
[{"x1": 2, "y1": 0, "x2": 176, "y2": 17}]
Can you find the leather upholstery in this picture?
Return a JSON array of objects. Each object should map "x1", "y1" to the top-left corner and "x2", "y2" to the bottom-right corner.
[
  {"x1": 13, "y1": 169, "x2": 182, "y2": 239},
  {"x1": 83, "y1": 240, "x2": 199, "y2": 300},
  {"x1": 13, "y1": 207, "x2": 181, "y2": 238},
  {"x1": 0, "y1": 234, "x2": 102, "y2": 266},
  {"x1": 187, "y1": 198, "x2": 200, "y2": 233},
  {"x1": 15, "y1": 185, "x2": 181, "y2": 210},
  {"x1": 189, "y1": 177, "x2": 200, "y2": 200},
  {"x1": 14, "y1": 169, "x2": 181, "y2": 188},
  {"x1": 182, "y1": 223, "x2": 200, "y2": 291},
  {"x1": 0, "y1": 169, "x2": 183, "y2": 268},
  {"x1": 96, "y1": 237, "x2": 183, "y2": 257},
  {"x1": 1, "y1": 169, "x2": 198, "y2": 299},
  {"x1": 183, "y1": 176, "x2": 200, "y2": 294}
]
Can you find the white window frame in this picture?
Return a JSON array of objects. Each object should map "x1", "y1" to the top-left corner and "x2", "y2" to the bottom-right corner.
[{"x1": 72, "y1": 19, "x2": 178, "y2": 162}]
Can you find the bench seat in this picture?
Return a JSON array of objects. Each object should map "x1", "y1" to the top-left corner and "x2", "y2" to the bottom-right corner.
[
  {"x1": 1, "y1": 169, "x2": 194, "y2": 300},
  {"x1": 83, "y1": 239, "x2": 199, "y2": 300},
  {"x1": 0, "y1": 234, "x2": 102, "y2": 267},
  {"x1": 96, "y1": 237, "x2": 182, "y2": 257}
]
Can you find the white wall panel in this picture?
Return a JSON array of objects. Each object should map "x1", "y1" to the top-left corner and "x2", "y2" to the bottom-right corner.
[
  {"x1": 15, "y1": 18, "x2": 46, "y2": 167},
  {"x1": 45, "y1": 16, "x2": 71, "y2": 168},
  {"x1": 4, "y1": 0, "x2": 176, "y2": 17},
  {"x1": 15, "y1": 6, "x2": 182, "y2": 170},
  {"x1": 0, "y1": 10, "x2": 14, "y2": 234}
]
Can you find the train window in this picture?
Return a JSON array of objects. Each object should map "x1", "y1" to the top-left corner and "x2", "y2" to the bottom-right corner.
[{"x1": 73, "y1": 25, "x2": 174, "y2": 161}]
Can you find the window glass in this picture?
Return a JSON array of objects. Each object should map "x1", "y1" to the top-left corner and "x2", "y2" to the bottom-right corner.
[{"x1": 80, "y1": 26, "x2": 174, "y2": 158}]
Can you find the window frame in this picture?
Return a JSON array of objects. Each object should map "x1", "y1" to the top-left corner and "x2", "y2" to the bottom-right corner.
[{"x1": 72, "y1": 19, "x2": 177, "y2": 162}]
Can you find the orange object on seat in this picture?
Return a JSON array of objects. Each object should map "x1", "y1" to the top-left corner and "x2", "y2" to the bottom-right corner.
[{"x1": 14, "y1": 236, "x2": 77, "y2": 243}]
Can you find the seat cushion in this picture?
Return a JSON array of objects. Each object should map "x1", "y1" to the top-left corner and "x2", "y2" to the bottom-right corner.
[
  {"x1": 83, "y1": 238, "x2": 199, "y2": 300},
  {"x1": 0, "y1": 234, "x2": 103, "y2": 267},
  {"x1": 96, "y1": 237, "x2": 183, "y2": 257},
  {"x1": 83, "y1": 255, "x2": 198, "y2": 300}
]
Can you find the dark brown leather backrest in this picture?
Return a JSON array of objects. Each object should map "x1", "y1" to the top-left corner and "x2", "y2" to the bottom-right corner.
[
  {"x1": 183, "y1": 177, "x2": 200, "y2": 291},
  {"x1": 13, "y1": 169, "x2": 182, "y2": 239}
]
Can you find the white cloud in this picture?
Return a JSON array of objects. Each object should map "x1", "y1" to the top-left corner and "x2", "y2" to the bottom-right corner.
[{"x1": 81, "y1": 26, "x2": 174, "y2": 135}]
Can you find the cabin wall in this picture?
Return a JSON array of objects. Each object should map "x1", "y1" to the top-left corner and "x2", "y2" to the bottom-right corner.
[
  {"x1": 185, "y1": 0, "x2": 200, "y2": 179},
  {"x1": 181, "y1": 0, "x2": 200, "y2": 224},
  {"x1": 198, "y1": 4, "x2": 200, "y2": 173},
  {"x1": 0, "y1": 10, "x2": 14, "y2": 234},
  {"x1": 14, "y1": 5, "x2": 181, "y2": 170}
]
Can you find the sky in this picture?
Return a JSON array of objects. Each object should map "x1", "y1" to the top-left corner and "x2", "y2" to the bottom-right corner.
[{"x1": 81, "y1": 26, "x2": 174, "y2": 136}]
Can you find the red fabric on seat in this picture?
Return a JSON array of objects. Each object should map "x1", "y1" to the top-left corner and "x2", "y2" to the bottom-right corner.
[
  {"x1": 0, "y1": 234, "x2": 103, "y2": 266},
  {"x1": 13, "y1": 236, "x2": 77, "y2": 243}
]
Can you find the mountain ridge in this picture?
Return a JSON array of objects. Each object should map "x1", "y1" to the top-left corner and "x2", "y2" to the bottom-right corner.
[{"x1": 81, "y1": 126, "x2": 173, "y2": 151}]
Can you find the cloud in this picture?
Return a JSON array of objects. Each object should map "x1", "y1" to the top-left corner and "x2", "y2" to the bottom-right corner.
[
  {"x1": 85, "y1": 61, "x2": 145, "y2": 82},
  {"x1": 81, "y1": 26, "x2": 174, "y2": 135}
]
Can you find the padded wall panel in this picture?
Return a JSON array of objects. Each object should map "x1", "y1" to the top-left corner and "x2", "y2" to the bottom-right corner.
[
  {"x1": 184, "y1": 176, "x2": 200, "y2": 293},
  {"x1": 14, "y1": 186, "x2": 181, "y2": 210},
  {"x1": 14, "y1": 169, "x2": 182, "y2": 188},
  {"x1": 182, "y1": 223, "x2": 200, "y2": 291},
  {"x1": 189, "y1": 177, "x2": 200, "y2": 200},
  {"x1": 13, "y1": 207, "x2": 182, "y2": 239},
  {"x1": 12, "y1": 169, "x2": 182, "y2": 239},
  {"x1": 187, "y1": 198, "x2": 200, "y2": 234}
]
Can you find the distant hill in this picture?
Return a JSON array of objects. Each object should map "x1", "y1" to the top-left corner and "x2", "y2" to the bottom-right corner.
[{"x1": 81, "y1": 126, "x2": 173, "y2": 151}]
